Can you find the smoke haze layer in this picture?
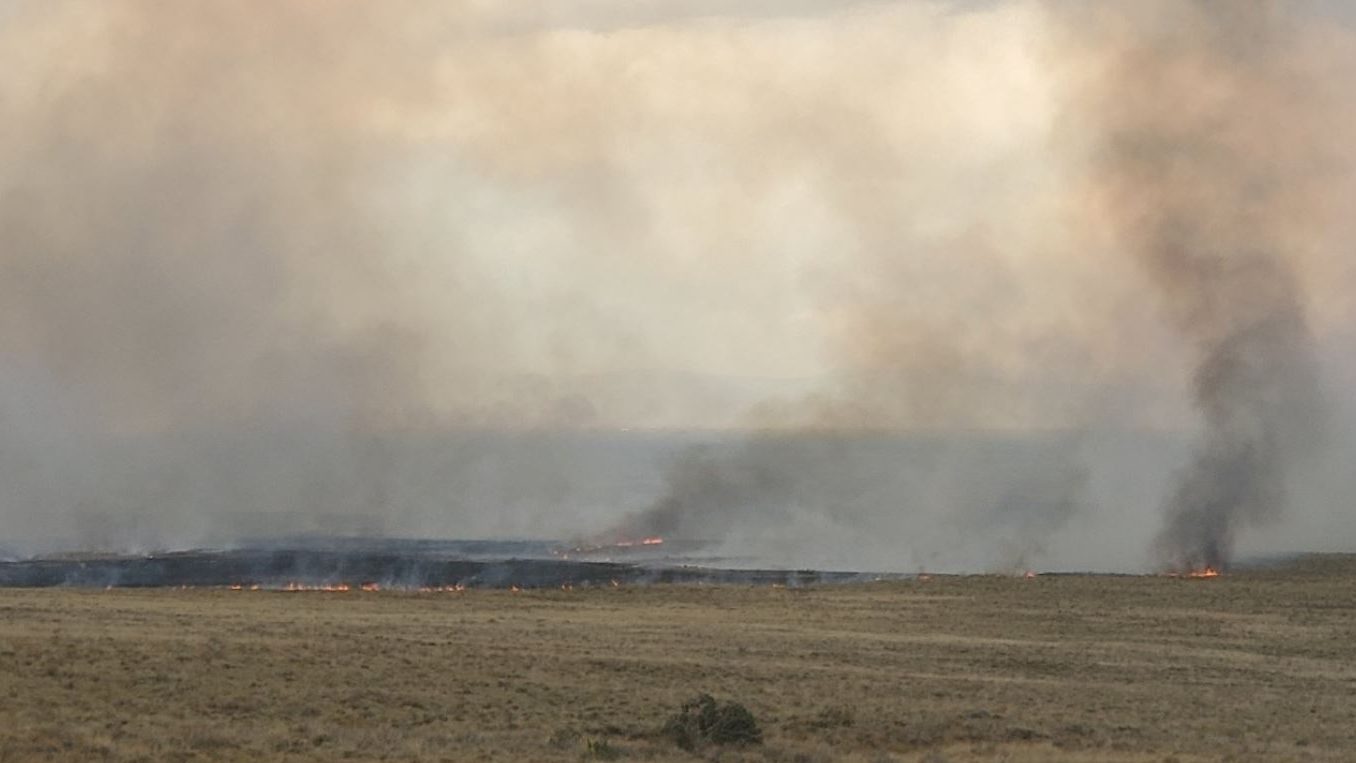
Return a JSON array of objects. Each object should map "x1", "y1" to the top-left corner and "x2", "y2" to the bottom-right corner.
[{"x1": 1, "y1": 1, "x2": 1353, "y2": 570}]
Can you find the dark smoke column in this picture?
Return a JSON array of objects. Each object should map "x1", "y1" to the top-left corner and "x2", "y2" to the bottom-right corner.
[{"x1": 1062, "y1": 0, "x2": 1326, "y2": 570}]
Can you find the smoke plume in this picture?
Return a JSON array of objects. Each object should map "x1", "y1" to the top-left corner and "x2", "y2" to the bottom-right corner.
[
  {"x1": 1055, "y1": 1, "x2": 1337, "y2": 570},
  {"x1": 605, "y1": 0, "x2": 1356, "y2": 571}
]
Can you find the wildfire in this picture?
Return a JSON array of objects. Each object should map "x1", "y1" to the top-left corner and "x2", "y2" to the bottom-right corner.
[
  {"x1": 614, "y1": 536, "x2": 664, "y2": 548},
  {"x1": 171, "y1": 582, "x2": 480, "y2": 593},
  {"x1": 277, "y1": 582, "x2": 365, "y2": 592},
  {"x1": 1162, "y1": 566, "x2": 1222, "y2": 579},
  {"x1": 559, "y1": 536, "x2": 665, "y2": 557}
]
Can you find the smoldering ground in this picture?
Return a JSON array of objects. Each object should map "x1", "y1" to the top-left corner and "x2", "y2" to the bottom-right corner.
[{"x1": 1, "y1": 1, "x2": 1354, "y2": 571}]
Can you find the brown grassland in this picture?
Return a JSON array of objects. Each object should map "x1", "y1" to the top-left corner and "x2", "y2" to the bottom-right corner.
[{"x1": 1, "y1": 556, "x2": 1355, "y2": 762}]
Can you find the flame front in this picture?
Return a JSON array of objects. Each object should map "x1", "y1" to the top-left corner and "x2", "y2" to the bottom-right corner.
[
  {"x1": 278, "y1": 582, "x2": 357, "y2": 592},
  {"x1": 611, "y1": 536, "x2": 664, "y2": 548},
  {"x1": 560, "y1": 536, "x2": 665, "y2": 556},
  {"x1": 1162, "y1": 566, "x2": 1222, "y2": 579}
]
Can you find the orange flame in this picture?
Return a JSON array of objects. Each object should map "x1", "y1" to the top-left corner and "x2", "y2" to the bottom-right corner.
[
  {"x1": 567, "y1": 535, "x2": 665, "y2": 554},
  {"x1": 280, "y1": 582, "x2": 353, "y2": 592},
  {"x1": 1162, "y1": 567, "x2": 1222, "y2": 579}
]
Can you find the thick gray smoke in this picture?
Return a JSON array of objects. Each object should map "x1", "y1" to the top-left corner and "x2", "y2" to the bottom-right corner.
[
  {"x1": 3, "y1": 1, "x2": 1352, "y2": 570},
  {"x1": 1058, "y1": 1, "x2": 1334, "y2": 570},
  {"x1": 608, "y1": 0, "x2": 1356, "y2": 572},
  {"x1": 603, "y1": 427, "x2": 1092, "y2": 573}
]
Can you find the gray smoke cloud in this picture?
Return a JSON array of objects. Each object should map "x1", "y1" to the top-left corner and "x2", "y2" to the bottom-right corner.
[
  {"x1": 1053, "y1": 0, "x2": 1340, "y2": 570},
  {"x1": 606, "y1": 0, "x2": 1356, "y2": 571},
  {"x1": 605, "y1": 432, "x2": 1089, "y2": 573},
  {"x1": 2, "y1": 1, "x2": 1353, "y2": 570},
  {"x1": 0, "y1": 1, "x2": 495, "y2": 550}
]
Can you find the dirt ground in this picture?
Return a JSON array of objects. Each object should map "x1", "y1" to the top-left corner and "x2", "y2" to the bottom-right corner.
[{"x1": 1, "y1": 556, "x2": 1354, "y2": 763}]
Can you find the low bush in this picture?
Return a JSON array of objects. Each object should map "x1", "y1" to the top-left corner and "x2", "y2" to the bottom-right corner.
[{"x1": 662, "y1": 693, "x2": 763, "y2": 751}]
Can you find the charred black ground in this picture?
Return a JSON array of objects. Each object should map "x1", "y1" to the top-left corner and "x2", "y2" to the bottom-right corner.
[{"x1": 0, "y1": 539, "x2": 885, "y2": 589}]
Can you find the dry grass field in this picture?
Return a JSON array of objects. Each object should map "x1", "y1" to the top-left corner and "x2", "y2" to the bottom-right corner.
[{"x1": 2, "y1": 557, "x2": 1355, "y2": 763}]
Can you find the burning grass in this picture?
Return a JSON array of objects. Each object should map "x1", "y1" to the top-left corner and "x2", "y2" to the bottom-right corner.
[{"x1": 1, "y1": 556, "x2": 1354, "y2": 762}]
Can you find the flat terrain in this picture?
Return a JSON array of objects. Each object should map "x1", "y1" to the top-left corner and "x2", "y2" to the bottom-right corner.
[{"x1": 2, "y1": 557, "x2": 1354, "y2": 762}]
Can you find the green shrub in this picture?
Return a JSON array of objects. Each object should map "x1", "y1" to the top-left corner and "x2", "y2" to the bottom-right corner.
[{"x1": 662, "y1": 693, "x2": 763, "y2": 751}]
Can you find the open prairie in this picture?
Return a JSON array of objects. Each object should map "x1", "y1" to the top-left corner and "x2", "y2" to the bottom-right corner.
[{"x1": 2, "y1": 557, "x2": 1354, "y2": 763}]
